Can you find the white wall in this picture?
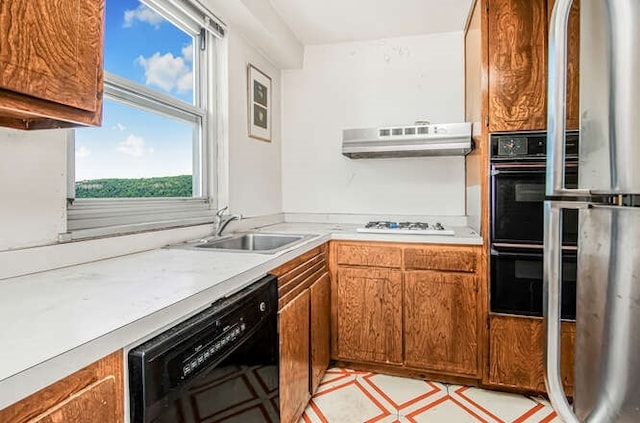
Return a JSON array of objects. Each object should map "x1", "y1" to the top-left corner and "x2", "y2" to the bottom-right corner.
[
  {"x1": 0, "y1": 128, "x2": 67, "y2": 250},
  {"x1": 281, "y1": 32, "x2": 466, "y2": 216},
  {"x1": 226, "y1": 31, "x2": 283, "y2": 218}
]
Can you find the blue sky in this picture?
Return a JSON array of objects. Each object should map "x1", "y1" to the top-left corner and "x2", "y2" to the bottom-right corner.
[{"x1": 75, "y1": 0, "x2": 195, "y2": 181}]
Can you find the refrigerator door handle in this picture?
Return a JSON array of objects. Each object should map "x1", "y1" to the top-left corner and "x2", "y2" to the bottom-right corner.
[
  {"x1": 546, "y1": 0, "x2": 589, "y2": 197},
  {"x1": 543, "y1": 201, "x2": 580, "y2": 423}
]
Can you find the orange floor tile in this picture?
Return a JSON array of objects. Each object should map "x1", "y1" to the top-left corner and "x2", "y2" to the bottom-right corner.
[{"x1": 299, "y1": 368, "x2": 560, "y2": 423}]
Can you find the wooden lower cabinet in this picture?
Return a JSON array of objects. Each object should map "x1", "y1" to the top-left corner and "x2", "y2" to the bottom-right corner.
[
  {"x1": 279, "y1": 290, "x2": 311, "y2": 423},
  {"x1": 0, "y1": 351, "x2": 123, "y2": 423},
  {"x1": 487, "y1": 314, "x2": 575, "y2": 395},
  {"x1": 310, "y1": 273, "x2": 331, "y2": 393},
  {"x1": 331, "y1": 241, "x2": 486, "y2": 382},
  {"x1": 404, "y1": 271, "x2": 479, "y2": 377},
  {"x1": 334, "y1": 266, "x2": 403, "y2": 364},
  {"x1": 273, "y1": 244, "x2": 330, "y2": 423}
]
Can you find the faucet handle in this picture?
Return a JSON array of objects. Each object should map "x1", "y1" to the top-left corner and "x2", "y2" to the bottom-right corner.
[{"x1": 216, "y1": 205, "x2": 229, "y2": 217}]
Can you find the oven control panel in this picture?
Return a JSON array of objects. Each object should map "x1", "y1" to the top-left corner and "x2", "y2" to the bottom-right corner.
[
  {"x1": 490, "y1": 131, "x2": 579, "y2": 159},
  {"x1": 497, "y1": 137, "x2": 528, "y2": 156}
]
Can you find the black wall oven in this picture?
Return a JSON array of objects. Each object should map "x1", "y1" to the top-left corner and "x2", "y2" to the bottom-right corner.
[{"x1": 490, "y1": 132, "x2": 578, "y2": 320}]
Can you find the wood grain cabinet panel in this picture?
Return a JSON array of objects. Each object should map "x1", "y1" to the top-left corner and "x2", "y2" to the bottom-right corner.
[
  {"x1": 0, "y1": 351, "x2": 123, "y2": 423},
  {"x1": 488, "y1": 0, "x2": 548, "y2": 132},
  {"x1": 279, "y1": 290, "x2": 311, "y2": 423},
  {"x1": 310, "y1": 273, "x2": 331, "y2": 393},
  {"x1": 404, "y1": 271, "x2": 479, "y2": 377},
  {"x1": 273, "y1": 244, "x2": 330, "y2": 422},
  {"x1": 548, "y1": 0, "x2": 580, "y2": 130},
  {"x1": 33, "y1": 377, "x2": 116, "y2": 423},
  {"x1": 336, "y1": 243, "x2": 402, "y2": 268},
  {"x1": 335, "y1": 267, "x2": 403, "y2": 364},
  {"x1": 404, "y1": 246, "x2": 478, "y2": 273},
  {"x1": 0, "y1": 0, "x2": 104, "y2": 129},
  {"x1": 488, "y1": 315, "x2": 575, "y2": 394}
]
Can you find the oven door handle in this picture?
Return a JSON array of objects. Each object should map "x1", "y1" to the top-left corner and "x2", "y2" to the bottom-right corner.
[
  {"x1": 492, "y1": 162, "x2": 578, "y2": 175},
  {"x1": 492, "y1": 163, "x2": 546, "y2": 171},
  {"x1": 490, "y1": 249, "x2": 543, "y2": 258}
]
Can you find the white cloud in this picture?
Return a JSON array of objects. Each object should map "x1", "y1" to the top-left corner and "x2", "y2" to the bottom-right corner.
[
  {"x1": 123, "y1": 4, "x2": 164, "y2": 28},
  {"x1": 112, "y1": 123, "x2": 126, "y2": 131},
  {"x1": 116, "y1": 134, "x2": 151, "y2": 157},
  {"x1": 76, "y1": 146, "x2": 91, "y2": 158},
  {"x1": 136, "y1": 52, "x2": 192, "y2": 93},
  {"x1": 176, "y1": 72, "x2": 193, "y2": 93},
  {"x1": 182, "y1": 44, "x2": 193, "y2": 62}
]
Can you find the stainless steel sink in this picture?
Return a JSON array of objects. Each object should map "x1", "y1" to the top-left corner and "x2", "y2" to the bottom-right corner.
[{"x1": 176, "y1": 232, "x2": 317, "y2": 254}]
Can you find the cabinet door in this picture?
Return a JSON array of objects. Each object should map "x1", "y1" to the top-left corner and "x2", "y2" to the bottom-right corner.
[
  {"x1": 33, "y1": 377, "x2": 117, "y2": 423},
  {"x1": 404, "y1": 271, "x2": 479, "y2": 377},
  {"x1": 310, "y1": 273, "x2": 331, "y2": 394},
  {"x1": 0, "y1": 351, "x2": 123, "y2": 423},
  {"x1": 279, "y1": 290, "x2": 311, "y2": 423},
  {"x1": 0, "y1": 0, "x2": 104, "y2": 128},
  {"x1": 487, "y1": 315, "x2": 575, "y2": 394},
  {"x1": 488, "y1": 0, "x2": 547, "y2": 131},
  {"x1": 335, "y1": 267, "x2": 403, "y2": 364},
  {"x1": 548, "y1": 0, "x2": 580, "y2": 130},
  {"x1": 0, "y1": 0, "x2": 102, "y2": 112}
]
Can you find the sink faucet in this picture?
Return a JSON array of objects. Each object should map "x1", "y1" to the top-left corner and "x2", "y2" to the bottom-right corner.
[{"x1": 215, "y1": 206, "x2": 242, "y2": 237}]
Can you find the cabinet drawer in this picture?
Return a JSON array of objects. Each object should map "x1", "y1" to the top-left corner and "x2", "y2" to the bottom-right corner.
[
  {"x1": 404, "y1": 246, "x2": 479, "y2": 273},
  {"x1": 271, "y1": 244, "x2": 327, "y2": 280},
  {"x1": 335, "y1": 243, "x2": 401, "y2": 268}
]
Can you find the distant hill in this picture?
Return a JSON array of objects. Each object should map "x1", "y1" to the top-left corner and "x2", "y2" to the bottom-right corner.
[{"x1": 75, "y1": 175, "x2": 192, "y2": 198}]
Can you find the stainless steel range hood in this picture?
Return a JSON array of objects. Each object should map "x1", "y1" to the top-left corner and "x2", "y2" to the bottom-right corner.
[{"x1": 342, "y1": 122, "x2": 472, "y2": 159}]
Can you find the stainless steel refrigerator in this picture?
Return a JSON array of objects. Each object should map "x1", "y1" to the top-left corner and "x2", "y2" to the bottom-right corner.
[{"x1": 544, "y1": 0, "x2": 640, "y2": 422}]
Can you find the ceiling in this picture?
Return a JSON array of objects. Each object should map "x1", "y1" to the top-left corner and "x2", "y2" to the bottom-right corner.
[{"x1": 268, "y1": 0, "x2": 475, "y2": 45}]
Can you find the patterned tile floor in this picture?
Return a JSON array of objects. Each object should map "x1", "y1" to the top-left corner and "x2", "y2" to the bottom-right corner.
[{"x1": 299, "y1": 368, "x2": 560, "y2": 423}]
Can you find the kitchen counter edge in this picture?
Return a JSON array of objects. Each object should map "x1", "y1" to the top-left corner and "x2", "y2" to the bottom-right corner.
[{"x1": 0, "y1": 225, "x2": 481, "y2": 409}]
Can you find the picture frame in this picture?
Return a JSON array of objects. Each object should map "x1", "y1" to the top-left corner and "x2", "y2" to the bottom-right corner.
[{"x1": 247, "y1": 64, "x2": 272, "y2": 142}]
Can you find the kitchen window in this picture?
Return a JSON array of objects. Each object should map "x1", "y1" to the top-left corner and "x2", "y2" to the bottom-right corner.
[{"x1": 67, "y1": 0, "x2": 225, "y2": 239}]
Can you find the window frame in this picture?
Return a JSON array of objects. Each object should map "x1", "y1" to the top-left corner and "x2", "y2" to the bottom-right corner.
[{"x1": 66, "y1": 0, "x2": 225, "y2": 240}]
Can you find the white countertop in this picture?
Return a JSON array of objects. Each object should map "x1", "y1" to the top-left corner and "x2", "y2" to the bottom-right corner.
[{"x1": 0, "y1": 222, "x2": 481, "y2": 409}]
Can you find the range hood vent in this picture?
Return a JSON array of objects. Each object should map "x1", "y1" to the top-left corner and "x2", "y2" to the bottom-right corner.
[{"x1": 342, "y1": 122, "x2": 473, "y2": 159}]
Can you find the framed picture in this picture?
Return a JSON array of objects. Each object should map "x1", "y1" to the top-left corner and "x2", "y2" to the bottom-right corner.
[{"x1": 247, "y1": 64, "x2": 272, "y2": 142}]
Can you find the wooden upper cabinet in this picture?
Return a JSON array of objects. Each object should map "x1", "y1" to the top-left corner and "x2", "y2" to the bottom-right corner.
[
  {"x1": 0, "y1": 0, "x2": 104, "y2": 129},
  {"x1": 548, "y1": 0, "x2": 580, "y2": 130},
  {"x1": 488, "y1": 0, "x2": 548, "y2": 132},
  {"x1": 335, "y1": 267, "x2": 403, "y2": 364},
  {"x1": 404, "y1": 271, "x2": 479, "y2": 377}
]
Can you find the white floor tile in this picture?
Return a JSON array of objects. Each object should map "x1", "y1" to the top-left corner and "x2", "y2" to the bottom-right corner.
[
  {"x1": 359, "y1": 372, "x2": 448, "y2": 415},
  {"x1": 406, "y1": 397, "x2": 487, "y2": 422},
  {"x1": 308, "y1": 379, "x2": 393, "y2": 422},
  {"x1": 450, "y1": 385, "x2": 542, "y2": 422}
]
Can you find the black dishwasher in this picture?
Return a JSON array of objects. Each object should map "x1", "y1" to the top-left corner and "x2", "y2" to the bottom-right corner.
[{"x1": 128, "y1": 274, "x2": 279, "y2": 423}]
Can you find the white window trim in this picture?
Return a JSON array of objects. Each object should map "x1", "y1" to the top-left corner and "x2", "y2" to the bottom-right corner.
[{"x1": 65, "y1": 0, "x2": 225, "y2": 241}]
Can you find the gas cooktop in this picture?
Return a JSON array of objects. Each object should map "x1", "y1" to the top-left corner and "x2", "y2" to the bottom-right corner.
[{"x1": 356, "y1": 221, "x2": 455, "y2": 236}]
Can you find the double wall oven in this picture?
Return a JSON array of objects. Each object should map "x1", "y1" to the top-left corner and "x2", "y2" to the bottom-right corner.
[{"x1": 490, "y1": 132, "x2": 578, "y2": 320}]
